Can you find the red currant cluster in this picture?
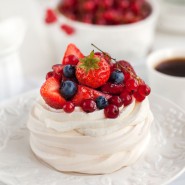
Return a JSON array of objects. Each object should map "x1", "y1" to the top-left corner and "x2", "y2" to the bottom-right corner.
[{"x1": 58, "y1": 0, "x2": 152, "y2": 25}]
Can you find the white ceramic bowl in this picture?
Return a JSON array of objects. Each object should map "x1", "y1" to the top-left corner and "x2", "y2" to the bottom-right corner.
[{"x1": 46, "y1": 0, "x2": 159, "y2": 63}]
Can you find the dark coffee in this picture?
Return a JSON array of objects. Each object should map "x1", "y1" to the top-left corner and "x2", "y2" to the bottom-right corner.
[{"x1": 155, "y1": 58, "x2": 185, "y2": 77}]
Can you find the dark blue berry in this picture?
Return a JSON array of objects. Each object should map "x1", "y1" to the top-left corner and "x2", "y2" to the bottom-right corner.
[
  {"x1": 60, "y1": 80, "x2": 77, "y2": 100},
  {"x1": 110, "y1": 70, "x2": 124, "y2": 84},
  {"x1": 95, "y1": 96, "x2": 108, "y2": 109},
  {"x1": 63, "y1": 65, "x2": 76, "y2": 78}
]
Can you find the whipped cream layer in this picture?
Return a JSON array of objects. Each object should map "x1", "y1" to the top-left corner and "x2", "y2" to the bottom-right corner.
[{"x1": 27, "y1": 97, "x2": 153, "y2": 174}]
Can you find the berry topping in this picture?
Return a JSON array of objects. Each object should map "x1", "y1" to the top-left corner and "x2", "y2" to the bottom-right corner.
[
  {"x1": 63, "y1": 65, "x2": 76, "y2": 78},
  {"x1": 101, "y1": 82, "x2": 125, "y2": 95},
  {"x1": 125, "y1": 78, "x2": 139, "y2": 92},
  {"x1": 40, "y1": 77, "x2": 66, "y2": 109},
  {"x1": 120, "y1": 93, "x2": 133, "y2": 107},
  {"x1": 63, "y1": 55, "x2": 79, "y2": 65},
  {"x1": 63, "y1": 102, "x2": 75, "y2": 113},
  {"x1": 72, "y1": 85, "x2": 111, "y2": 106},
  {"x1": 138, "y1": 84, "x2": 151, "y2": 97},
  {"x1": 110, "y1": 70, "x2": 124, "y2": 84},
  {"x1": 96, "y1": 96, "x2": 109, "y2": 109},
  {"x1": 81, "y1": 99, "x2": 97, "y2": 113},
  {"x1": 108, "y1": 96, "x2": 123, "y2": 107},
  {"x1": 104, "y1": 105, "x2": 119, "y2": 119},
  {"x1": 45, "y1": 9, "x2": 57, "y2": 24},
  {"x1": 40, "y1": 43, "x2": 151, "y2": 119},
  {"x1": 60, "y1": 80, "x2": 77, "y2": 100},
  {"x1": 76, "y1": 51, "x2": 110, "y2": 88},
  {"x1": 62, "y1": 43, "x2": 84, "y2": 63}
]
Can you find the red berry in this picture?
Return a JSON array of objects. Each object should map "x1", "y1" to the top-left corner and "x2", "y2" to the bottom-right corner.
[
  {"x1": 104, "y1": 104, "x2": 119, "y2": 119},
  {"x1": 125, "y1": 78, "x2": 138, "y2": 92},
  {"x1": 108, "y1": 96, "x2": 123, "y2": 107},
  {"x1": 46, "y1": 71, "x2": 54, "y2": 80},
  {"x1": 120, "y1": 93, "x2": 133, "y2": 107},
  {"x1": 76, "y1": 52, "x2": 111, "y2": 88},
  {"x1": 138, "y1": 84, "x2": 151, "y2": 96},
  {"x1": 63, "y1": 55, "x2": 79, "y2": 65},
  {"x1": 45, "y1": 9, "x2": 57, "y2": 24},
  {"x1": 63, "y1": 102, "x2": 75, "y2": 113},
  {"x1": 61, "y1": 24, "x2": 75, "y2": 35},
  {"x1": 103, "y1": 9, "x2": 121, "y2": 24},
  {"x1": 123, "y1": 72, "x2": 131, "y2": 81},
  {"x1": 52, "y1": 64, "x2": 63, "y2": 74},
  {"x1": 83, "y1": 1, "x2": 96, "y2": 12},
  {"x1": 134, "y1": 92, "x2": 145, "y2": 102},
  {"x1": 118, "y1": 0, "x2": 130, "y2": 10},
  {"x1": 82, "y1": 14, "x2": 93, "y2": 24},
  {"x1": 53, "y1": 72, "x2": 62, "y2": 81},
  {"x1": 81, "y1": 99, "x2": 97, "y2": 113},
  {"x1": 100, "y1": 0, "x2": 114, "y2": 9},
  {"x1": 101, "y1": 83, "x2": 125, "y2": 95}
]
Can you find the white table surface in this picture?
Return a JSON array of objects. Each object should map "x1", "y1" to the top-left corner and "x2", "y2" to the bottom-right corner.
[{"x1": 0, "y1": 0, "x2": 185, "y2": 184}]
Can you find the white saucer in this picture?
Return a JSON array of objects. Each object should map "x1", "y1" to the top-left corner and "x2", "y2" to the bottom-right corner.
[{"x1": 0, "y1": 91, "x2": 185, "y2": 185}]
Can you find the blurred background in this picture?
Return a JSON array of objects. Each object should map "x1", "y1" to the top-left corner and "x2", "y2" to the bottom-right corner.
[{"x1": 0, "y1": 0, "x2": 185, "y2": 103}]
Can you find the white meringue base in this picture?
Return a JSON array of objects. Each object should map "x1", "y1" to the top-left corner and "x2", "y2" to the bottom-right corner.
[{"x1": 27, "y1": 97, "x2": 153, "y2": 174}]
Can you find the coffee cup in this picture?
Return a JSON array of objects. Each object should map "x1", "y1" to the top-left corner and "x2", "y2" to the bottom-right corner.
[{"x1": 146, "y1": 48, "x2": 185, "y2": 110}]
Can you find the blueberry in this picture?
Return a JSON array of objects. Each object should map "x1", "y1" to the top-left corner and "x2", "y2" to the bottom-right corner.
[
  {"x1": 63, "y1": 65, "x2": 76, "y2": 78},
  {"x1": 110, "y1": 70, "x2": 124, "y2": 84},
  {"x1": 95, "y1": 96, "x2": 108, "y2": 109},
  {"x1": 60, "y1": 80, "x2": 77, "y2": 100}
]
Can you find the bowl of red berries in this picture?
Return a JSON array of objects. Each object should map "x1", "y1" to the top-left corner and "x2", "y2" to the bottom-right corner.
[{"x1": 45, "y1": 0, "x2": 158, "y2": 62}]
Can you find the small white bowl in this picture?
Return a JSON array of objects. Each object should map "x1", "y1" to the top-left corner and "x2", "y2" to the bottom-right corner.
[{"x1": 46, "y1": 0, "x2": 159, "y2": 63}]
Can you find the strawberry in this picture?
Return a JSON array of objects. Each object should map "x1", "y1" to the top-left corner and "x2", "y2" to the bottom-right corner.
[
  {"x1": 62, "y1": 43, "x2": 84, "y2": 65},
  {"x1": 61, "y1": 24, "x2": 75, "y2": 35},
  {"x1": 40, "y1": 77, "x2": 66, "y2": 109},
  {"x1": 101, "y1": 82, "x2": 125, "y2": 95},
  {"x1": 45, "y1": 9, "x2": 57, "y2": 24},
  {"x1": 72, "y1": 85, "x2": 111, "y2": 106},
  {"x1": 76, "y1": 51, "x2": 110, "y2": 88}
]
